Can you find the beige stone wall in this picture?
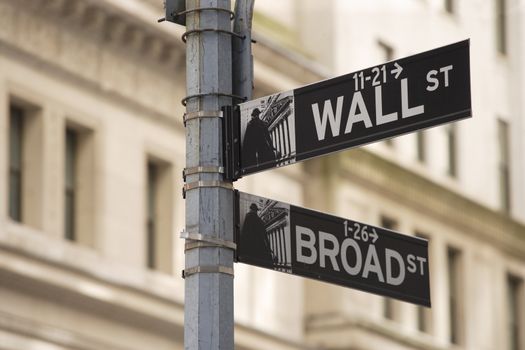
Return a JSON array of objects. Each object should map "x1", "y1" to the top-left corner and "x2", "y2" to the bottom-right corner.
[{"x1": 0, "y1": 1, "x2": 524, "y2": 350}]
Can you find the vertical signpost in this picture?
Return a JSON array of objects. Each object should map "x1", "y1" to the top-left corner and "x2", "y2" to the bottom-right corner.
[
  {"x1": 181, "y1": 1, "x2": 235, "y2": 349},
  {"x1": 163, "y1": 2, "x2": 471, "y2": 347}
]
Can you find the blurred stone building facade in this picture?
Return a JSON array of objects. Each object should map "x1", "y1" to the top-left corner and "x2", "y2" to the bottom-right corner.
[{"x1": 0, "y1": 0, "x2": 524, "y2": 350}]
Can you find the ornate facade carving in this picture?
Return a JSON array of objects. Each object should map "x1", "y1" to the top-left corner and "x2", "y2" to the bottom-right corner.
[{"x1": 0, "y1": 0, "x2": 185, "y2": 123}]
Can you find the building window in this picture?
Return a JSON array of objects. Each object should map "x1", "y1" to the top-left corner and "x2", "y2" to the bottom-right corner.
[
  {"x1": 65, "y1": 128, "x2": 78, "y2": 241},
  {"x1": 498, "y1": 119, "x2": 511, "y2": 213},
  {"x1": 381, "y1": 216, "x2": 398, "y2": 320},
  {"x1": 145, "y1": 158, "x2": 173, "y2": 273},
  {"x1": 446, "y1": 124, "x2": 457, "y2": 177},
  {"x1": 417, "y1": 301, "x2": 428, "y2": 332},
  {"x1": 447, "y1": 247, "x2": 463, "y2": 345},
  {"x1": 416, "y1": 131, "x2": 426, "y2": 163},
  {"x1": 7, "y1": 101, "x2": 44, "y2": 228},
  {"x1": 8, "y1": 106, "x2": 24, "y2": 222},
  {"x1": 384, "y1": 293, "x2": 395, "y2": 320},
  {"x1": 416, "y1": 232, "x2": 432, "y2": 333},
  {"x1": 146, "y1": 162, "x2": 157, "y2": 269},
  {"x1": 63, "y1": 123, "x2": 95, "y2": 246},
  {"x1": 445, "y1": 0, "x2": 455, "y2": 13},
  {"x1": 507, "y1": 275, "x2": 522, "y2": 350},
  {"x1": 496, "y1": 0, "x2": 507, "y2": 54}
]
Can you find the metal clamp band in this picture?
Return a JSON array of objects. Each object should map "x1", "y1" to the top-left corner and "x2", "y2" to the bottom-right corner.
[
  {"x1": 184, "y1": 180, "x2": 233, "y2": 192},
  {"x1": 182, "y1": 180, "x2": 233, "y2": 198},
  {"x1": 185, "y1": 241, "x2": 224, "y2": 252},
  {"x1": 183, "y1": 166, "x2": 225, "y2": 181},
  {"x1": 181, "y1": 231, "x2": 237, "y2": 251},
  {"x1": 181, "y1": 93, "x2": 246, "y2": 106},
  {"x1": 181, "y1": 28, "x2": 245, "y2": 43},
  {"x1": 175, "y1": 7, "x2": 235, "y2": 20},
  {"x1": 182, "y1": 265, "x2": 234, "y2": 279},
  {"x1": 183, "y1": 110, "x2": 223, "y2": 124},
  {"x1": 184, "y1": 166, "x2": 224, "y2": 176}
]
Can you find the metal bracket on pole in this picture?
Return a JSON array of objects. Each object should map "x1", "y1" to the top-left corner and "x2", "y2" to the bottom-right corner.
[
  {"x1": 222, "y1": 105, "x2": 241, "y2": 181},
  {"x1": 160, "y1": 2, "x2": 235, "y2": 26},
  {"x1": 182, "y1": 181, "x2": 234, "y2": 199},
  {"x1": 183, "y1": 110, "x2": 223, "y2": 126},
  {"x1": 182, "y1": 265, "x2": 234, "y2": 279},
  {"x1": 181, "y1": 231, "x2": 237, "y2": 251},
  {"x1": 176, "y1": 7, "x2": 235, "y2": 21},
  {"x1": 181, "y1": 93, "x2": 245, "y2": 107},
  {"x1": 182, "y1": 28, "x2": 245, "y2": 43},
  {"x1": 183, "y1": 166, "x2": 224, "y2": 181},
  {"x1": 160, "y1": 0, "x2": 186, "y2": 25},
  {"x1": 233, "y1": 190, "x2": 240, "y2": 262}
]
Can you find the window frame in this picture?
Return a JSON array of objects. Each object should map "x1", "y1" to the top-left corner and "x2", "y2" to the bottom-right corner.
[
  {"x1": 416, "y1": 131, "x2": 426, "y2": 164},
  {"x1": 381, "y1": 215, "x2": 398, "y2": 321},
  {"x1": 145, "y1": 155, "x2": 174, "y2": 274},
  {"x1": 8, "y1": 105, "x2": 24, "y2": 222},
  {"x1": 496, "y1": 0, "x2": 507, "y2": 55},
  {"x1": 498, "y1": 119, "x2": 511, "y2": 213},
  {"x1": 146, "y1": 161, "x2": 158, "y2": 269},
  {"x1": 507, "y1": 274, "x2": 523, "y2": 350},
  {"x1": 64, "y1": 127, "x2": 78, "y2": 241},
  {"x1": 447, "y1": 246, "x2": 464, "y2": 345},
  {"x1": 446, "y1": 124, "x2": 458, "y2": 178}
]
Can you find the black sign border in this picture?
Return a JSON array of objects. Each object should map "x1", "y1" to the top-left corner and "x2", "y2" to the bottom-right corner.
[
  {"x1": 237, "y1": 39, "x2": 471, "y2": 178},
  {"x1": 290, "y1": 205, "x2": 431, "y2": 307},
  {"x1": 235, "y1": 191, "x2": 431, "y2": 307}
]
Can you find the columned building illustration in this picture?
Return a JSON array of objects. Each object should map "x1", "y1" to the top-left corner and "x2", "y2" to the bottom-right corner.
[{"x1": 258, "y1": 200, "x2": 291, "y2": 271}]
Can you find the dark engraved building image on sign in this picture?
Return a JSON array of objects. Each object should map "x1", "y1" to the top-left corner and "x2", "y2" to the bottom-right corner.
[
  {"x1": 238, "y1": 192, "x2": 292, "y2": 273},
  {"x1": 240, "y1": 91, "x2": 296, "y2": 173}
]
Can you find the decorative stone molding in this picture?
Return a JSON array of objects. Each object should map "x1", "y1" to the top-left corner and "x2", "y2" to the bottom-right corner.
[
  {"x1": 61, "y1": 0, "x2": 89, "y2": 22},
  {"x1": 82, "y1": 6, "x2": 107, "y2": 32},
  {"x1": 104, "y1": 16, "x2": 128, "y2": 43},
  {"x1": 0, "y1": 0, "x2": 186, "y2": 125},
  {"x1": 0, "y1": 0, "x2": 331, "y2": 128},
  {"x1": 124, "y1": 26, "x2": 146, "y2": 52},
  {"x1": 340, "y1": 149, "x2": 525, "y2": 258}
]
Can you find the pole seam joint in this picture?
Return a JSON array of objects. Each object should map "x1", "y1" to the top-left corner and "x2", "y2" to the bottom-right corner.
[
  {"x1": 181, "y1": 93, "x2": 246, "y2": 107},
  {"x1": 175, "y1": 7, "x2": 235, "y2": 20},
  {"x1": 182, "y1": 180, "x2": 234, "y2": 198},
  {"x1": 183, "y1": 166, "x2": 225, "y2": 181},
  {"x1": 182, "y1": 265, "x2": 234, "y2": 279},
  {"x1": 181, "y1": 231, "x2": 237, "y2": 251},
  {"x1": 182, "y1": 28, "x2": 245, "y2": 43}
]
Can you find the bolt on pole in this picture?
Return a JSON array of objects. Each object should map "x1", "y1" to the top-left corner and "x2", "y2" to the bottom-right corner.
[{"x1": 184, "y1": 0, "x2": 234, "y2": 349}]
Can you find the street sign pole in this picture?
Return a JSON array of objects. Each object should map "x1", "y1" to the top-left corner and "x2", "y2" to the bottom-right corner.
[
  {"x1": 233, "y1": 0, "x2": 256, "y2": 101},
  {"x1": 183, "y1": 1, "x2": 235, "y2": 349}
]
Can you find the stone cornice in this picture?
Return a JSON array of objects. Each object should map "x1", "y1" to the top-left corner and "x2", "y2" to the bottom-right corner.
[
  {"x1": 0, "y1": 0, "x2": 334, "y2": 123},
  {"x1": 338, "y1": 149, "x2": 525, "y2": 258},
  {"x1": 305, "y1": 312, "x2": 449, "y2": 350},
  {"x1": 0, "y1": 0, "x2": 186, "y2": 126},
  {"x1": 28, "y1": 0, "x2": 184, "y2": 64}
]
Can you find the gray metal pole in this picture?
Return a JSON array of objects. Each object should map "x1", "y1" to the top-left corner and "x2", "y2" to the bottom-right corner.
[
  {"x1": 233, "y1": 0, "x2": 255, "y2": 100},
  {"x1": 184, "y1": 0, "x2": 234, "y2": 349}
]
